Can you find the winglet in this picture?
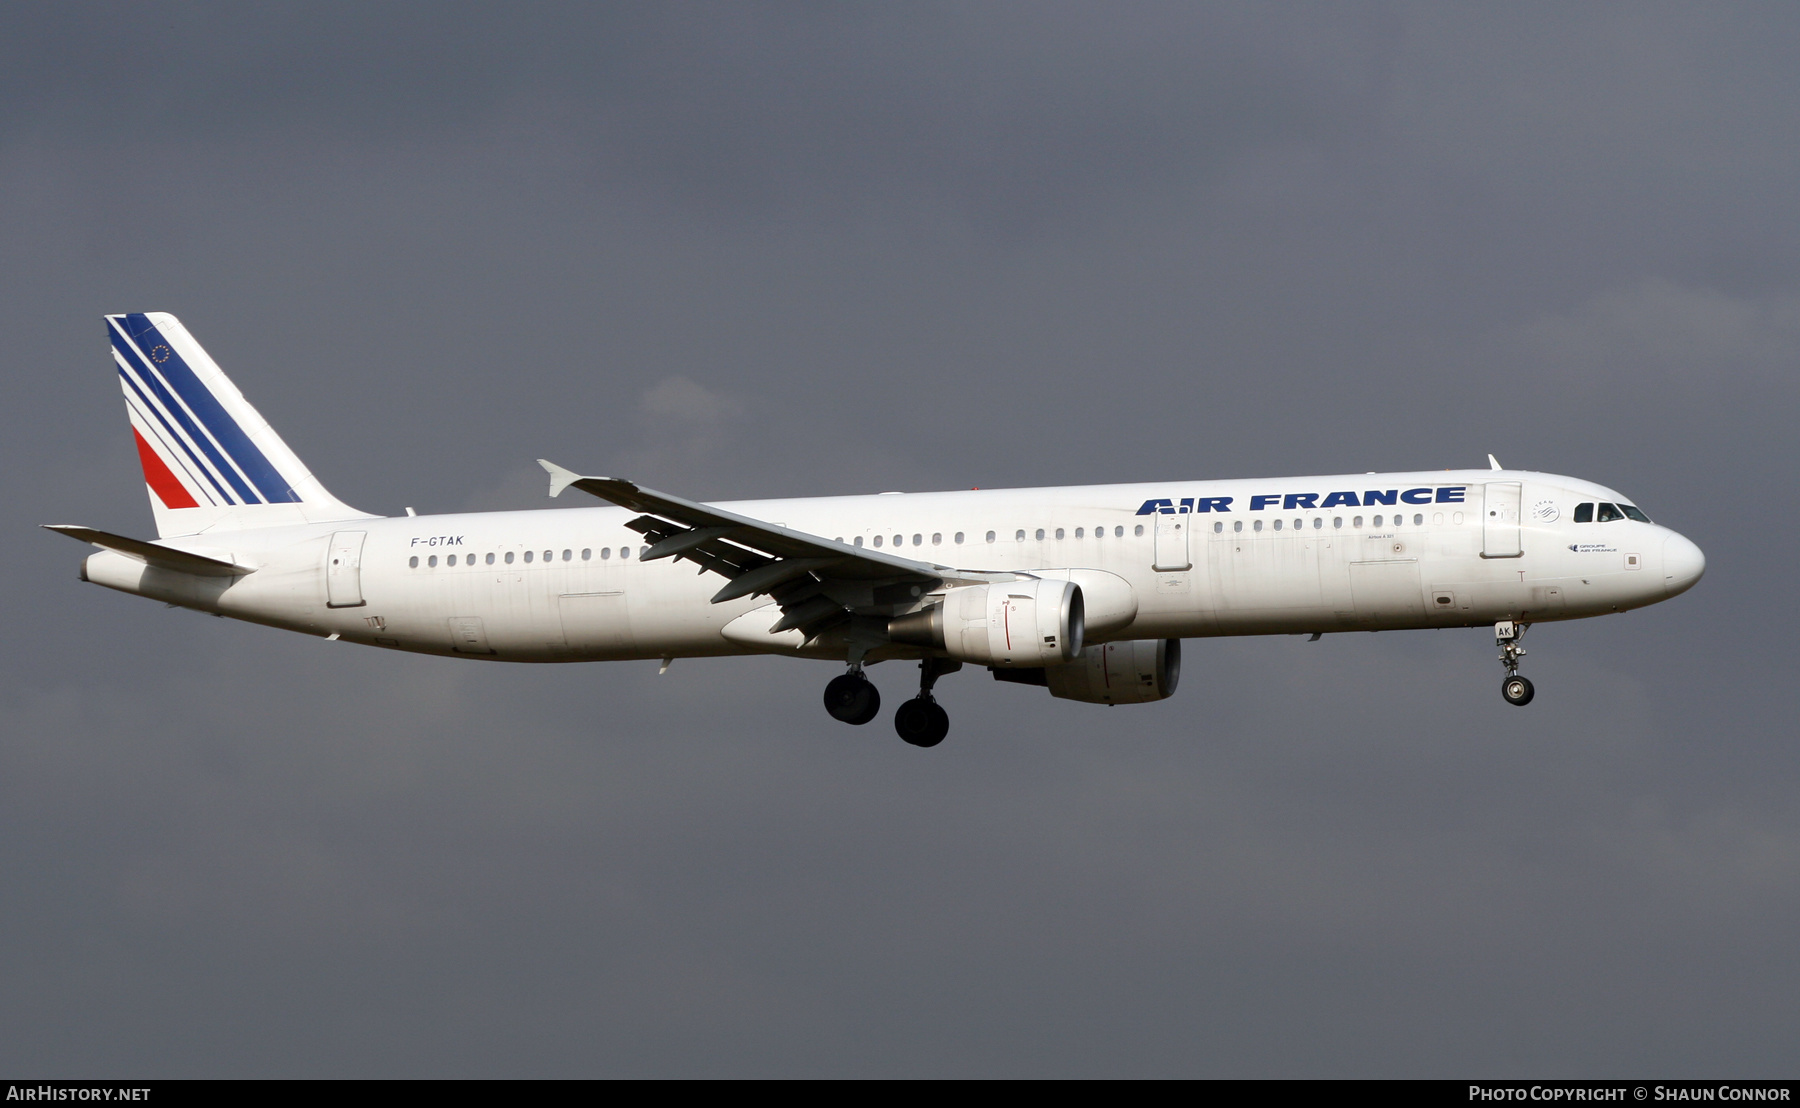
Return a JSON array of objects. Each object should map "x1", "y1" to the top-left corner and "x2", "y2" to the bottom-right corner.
[
  {"x1": 1487, "y1": 454, "x2": 1503, "y2": 471},
  {"x1": 537, "y1": 459, "x2": 582, "y2": 499}
]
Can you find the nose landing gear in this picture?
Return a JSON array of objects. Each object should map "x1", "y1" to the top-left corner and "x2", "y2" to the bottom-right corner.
[
  {"x1": 894, "y1": 658, "x2": 960, "y2": 748},
  {"x1": 1496, "y1": 621, "x2": 1534, "y2": 706}
]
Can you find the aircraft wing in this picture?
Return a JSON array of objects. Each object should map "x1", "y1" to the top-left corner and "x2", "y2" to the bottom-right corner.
[{"x1": 539, "y1": 461, "x2": 1005, "y2": 639}]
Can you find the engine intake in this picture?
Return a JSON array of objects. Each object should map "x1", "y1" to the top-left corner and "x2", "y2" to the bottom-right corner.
[{"x1": 888, "y1": 579, "x2": 1084, "y2": 667}]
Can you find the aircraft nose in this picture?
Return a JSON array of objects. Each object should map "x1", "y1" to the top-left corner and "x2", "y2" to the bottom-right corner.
[{"x1": 1661, "y1": 532, "x2": 1705, "y2": 597}]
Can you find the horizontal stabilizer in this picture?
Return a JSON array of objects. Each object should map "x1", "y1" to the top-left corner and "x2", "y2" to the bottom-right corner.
[{"x1": 42, "y1": 525, "x2": 254, "y2": 577}]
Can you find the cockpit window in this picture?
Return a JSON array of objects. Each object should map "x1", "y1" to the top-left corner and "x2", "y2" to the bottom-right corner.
[
  {"x1": 1573, "y1": 503, "x2": 1594, "y2": 523},
  {"x1": 1620, "y1": 504, "x2": 1651, "y2": 523},
  {"x1": 1596, "y1": 502, "x2": 1624, "y2": 523}
]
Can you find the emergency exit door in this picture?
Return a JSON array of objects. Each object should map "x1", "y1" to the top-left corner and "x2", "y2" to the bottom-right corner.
[
  {"x1": 1482, "y1": 483, "x2": 1523, "y2": 558},
  {"x1": 1153, "y1": 510, "x2": 1191, "y2": 571},
  {"x1": 325, "y1": 531, "x2": 368, "y2": 608}
]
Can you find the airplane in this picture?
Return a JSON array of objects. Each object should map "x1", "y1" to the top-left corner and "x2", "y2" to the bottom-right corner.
[{"x1": 48, "y1": 313, "x2": 1706, "y2": 748}]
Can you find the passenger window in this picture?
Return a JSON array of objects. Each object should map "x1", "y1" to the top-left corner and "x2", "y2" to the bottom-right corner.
[
  {"x1": 581, "y1": 549, "x2": 591, "y2": 561},
  {"x1": 1133, "y1": 525, "x2": 1144, "y2": 536},
  {"x1": 563, "y1": 549, "x2": 572, "y2": 561},
  {"x1": 408, "y1": 556, "x2": 418, "y2": 568},
  {"x1": 1213, "y1": 522, "x2": 1223, "y2": 534},
  {"x1": 1114, "y1": 526, "x2": 1123, "y2": 537},
  {"x1": 1353, "y1": 516, "x2": 1363, "y2": 528},
  {"x1": 1573, "y1": 503, "x2": 1594, "y2": 523},
  {"x1": 1035, "y1": 529, "x2": 1045, "y2": 541},
  {"x1": 1292, "y1": 519, "x2": 1301, "y2": 531},
  {"x1": 913, "y1": 534, "x2": 923, "y2": 546},
  {"x1": 984, "y1": 531, "x2": 995, "y2": 543},
  {"x1": 1016, "y1": 530, "x2": 1026, "y2": 541},
  {"x1": 505, "y1": 551, "x2": 515, "y2": 564},
  {"x1": 1054, "y1": 528, "x2": 1064, "y2": 540},
  {"x1": 601, "y1": 548, "x2": 611, "y2": 559},
  {"x1": 1372, "y1": 515, "x2": 1382, "y2": 528},
  {"x1": 854, "y1": 536, "x2": 863, "y2": 547},
  {"x1": 951, "y1": 532, "x2": 961, "y2": 544},
  {"x1": 523, "y1": 551, "x2": 533, "y2": 563},
  {"x1": 1597, "y1": 503, "x2": 1623, "y2": 523},
  {"x1": 1621, "y1": 504, "x2": 1651, "y2": 523},
  {"x1": 1233, "y1": 521, "x2": 1243, "y2": 533},
  {"x1": 1253, "y1": 520, "x2": 1263, "y2": 532},
  {"x1": 1413, "y1": 514, "x2": 1423, "y2": 526},
  {"x1": 873, "y1": 535, "x2": 883, "y2": 547},
  {"x1": 621, "y1": 546, "x2": 632, "y2": 560},
  {"x1": 544, "y1": 550, "x2": 553, "y2": 562},
  {"x1": 1075, "y1": 528, "x2": 1084, "y2": 539},
  {"x1": 1333, "y1": 517, "x2": 1343, "y2": 529},
  {"x1": 1272, "y1": 519, "x2": 1282, "y2": 531},
  {"x1": 428, "y1": 555, "x2": 438, "y2": 567},
  {"x1": 1312, "y1": 518, "x2": 1322, "y2": 529},
  {"x1": 487, "y1": 552, "x2": 496, "y2": 565}
]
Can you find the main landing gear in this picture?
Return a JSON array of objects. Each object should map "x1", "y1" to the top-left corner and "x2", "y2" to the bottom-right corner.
[
  {"x1": 1496, "y1": 620, "x2": 1534, "y2": 707},
  {"x1": 823, "y1": 668, "x2": 880, "y2": 725},
  {"x1": 821, "y1": 658, "x2": 959, "y2": 747},
  {"x1": 893, "y1": 659, "x2": 959, "y2": 748}
]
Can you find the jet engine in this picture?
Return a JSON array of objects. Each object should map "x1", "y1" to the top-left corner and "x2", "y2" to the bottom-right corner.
[
  {"x1": 887, "y1": 579, "x2": 1084, "y2": 667},
  {"x1": 992, "y1": 638, "x2": 1181, "y2": 704}
]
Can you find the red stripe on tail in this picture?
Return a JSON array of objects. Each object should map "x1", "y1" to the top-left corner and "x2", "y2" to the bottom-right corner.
[{"x1": 134, "y1": 428, "x2": 199, "y2": 509}]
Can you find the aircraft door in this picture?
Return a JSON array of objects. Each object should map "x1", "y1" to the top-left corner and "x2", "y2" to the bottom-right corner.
[
  {"x1": 1153, "y1": 510, "x2": 1191, "y2": 571},
  {"x1": 1482, "y1": 482, "x2": 1523, "y2": 558},
  {"x1": 325, "y1": 531, "x2": 367, "y2": 608}
]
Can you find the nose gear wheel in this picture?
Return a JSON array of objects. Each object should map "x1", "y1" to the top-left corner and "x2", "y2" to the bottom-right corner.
[{"x1": 1495, "y1": 621, "x2": 1534, "y2": 707}]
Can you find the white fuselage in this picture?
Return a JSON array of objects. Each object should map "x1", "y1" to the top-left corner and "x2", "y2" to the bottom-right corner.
[{"x1": 80, "y1": 469, "x2": 1703, "y2": 665}]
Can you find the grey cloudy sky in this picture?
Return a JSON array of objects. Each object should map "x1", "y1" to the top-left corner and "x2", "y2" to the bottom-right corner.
[{"x1": 3, "y1": 2, "x2": 1797, "y2": 1076}]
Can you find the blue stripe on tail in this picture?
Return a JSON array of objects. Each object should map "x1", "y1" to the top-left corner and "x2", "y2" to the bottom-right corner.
[
  {"x1": 111, "y1": 325, "x2": 252, "y2": 505},
  {"x1": 120, "y1": 314, "x2": 302, "y2": 505},
  {"x1": 117, "y1": 367, "x2": 231, "y2": 506}
]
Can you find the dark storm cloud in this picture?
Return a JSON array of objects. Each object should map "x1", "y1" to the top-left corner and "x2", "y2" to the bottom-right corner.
[
  {"x1": 2, "y1": 1, "x2": 1798, "y2": 1077},
  {"x1": 2, "y1": 2, "x2": 1366, "y2": 229}
]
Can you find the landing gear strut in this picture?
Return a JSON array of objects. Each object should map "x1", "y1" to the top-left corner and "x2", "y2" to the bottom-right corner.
[
  {"x1": 894, "y1": 659, "x2": 959, "y2": 748},
  {"x1": 1496, "y1": 621, "x2": 1534, "y2": 707},
  {"x1": 823, "y1": 667, "x2": 880, "y2": 725}
]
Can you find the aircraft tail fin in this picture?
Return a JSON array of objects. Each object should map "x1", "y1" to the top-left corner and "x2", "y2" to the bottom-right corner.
[{"x1": 107, "y1": 313, "x2": 376, "y2": 537}]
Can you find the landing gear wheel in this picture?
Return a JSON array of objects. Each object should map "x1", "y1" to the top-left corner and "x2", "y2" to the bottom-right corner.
[
  {"x1": 824, "y1": 673, "x2": 880, "y2": 725},
  {"x1": 894, "y1": 696, "x2": 950, "y2": 748},
  {"x1": 1502, "y1": 674, "x2": 1535, "y2": 707}
]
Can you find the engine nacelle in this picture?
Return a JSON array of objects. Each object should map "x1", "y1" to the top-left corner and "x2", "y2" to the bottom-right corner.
[
  {"x1": 1044, "y1": 638, "x2": 1181, "y2": 704},
  {"x1": 888, "y1": 579, "x2": 1084, "y2": 667}
]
